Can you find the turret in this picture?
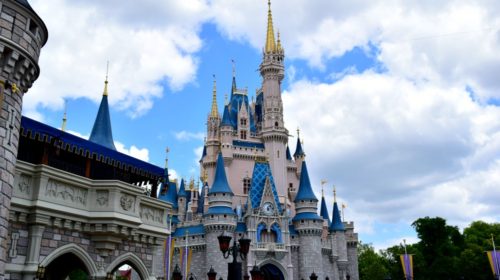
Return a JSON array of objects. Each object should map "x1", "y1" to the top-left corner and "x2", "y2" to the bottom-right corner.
[
  {"x1": 292, "y1": 161, "x2": 324, "y2": 279},
  {"x1": 294, "y1": 129, "x2": 306, "y2": 176},
  {"x1": 329, "y1": 188, "x2": 349, "y2": 279},
  {"x1": 89, "y1": 66, "x2": 116, "y2": 150},
  {"x1": 177, "y1": 179, "x2": 187, "y2": 222},
  {"x1": 260, "y1": 0, "x2": 288, "y2": 198},
  {"x1": 0, "y1": 1, "x2": 48, "y2": 276},
  {"x1": 320, "y1": 186, "x2": 331, "y2": 230},
  {"x1": 203, "y1": 77, "x2": 221, "y2": 186}
]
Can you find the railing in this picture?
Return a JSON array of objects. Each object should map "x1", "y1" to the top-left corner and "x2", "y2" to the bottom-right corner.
[{"x1": 254, "y1": 242, "x2": 286, "y2": 251}]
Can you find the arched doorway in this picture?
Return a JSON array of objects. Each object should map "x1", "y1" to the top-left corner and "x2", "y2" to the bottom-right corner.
[
  {"x1": 260, "y1": 263, "x2": 285, "y2": 280},
  {"x1": 45, "y1": 253, "x2": 89, "y2": 279}
]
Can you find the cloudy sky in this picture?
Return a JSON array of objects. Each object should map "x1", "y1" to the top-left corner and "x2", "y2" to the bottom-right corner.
[{"x1": 27, "y1": 0, "x2": 500, "y2": 249}]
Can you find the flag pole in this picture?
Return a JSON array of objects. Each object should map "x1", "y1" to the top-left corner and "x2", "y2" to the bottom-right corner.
[
  {"x1": 493, "y1": 234, "x2": 499, "y2": 279},
  {"x1": 185, "y1": 230, "x2": 189, "y2": 280},
  {"x1": 167, "y1": 214, "x2": 172, "y2": 280}
]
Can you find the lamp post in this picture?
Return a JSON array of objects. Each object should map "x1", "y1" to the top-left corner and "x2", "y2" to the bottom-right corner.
[
  {"x1": 249, "y1": 264, "x2": 263, "y2": 280},
  {"x1": 207, "y1": 266, "x2": 217, "y2": 280},
  {"x1": 35, "y1": 265, "x2": 45, "y2": 280},
  {"x1": 217, "y1": 234, "x2": 251, "y2": 280}
]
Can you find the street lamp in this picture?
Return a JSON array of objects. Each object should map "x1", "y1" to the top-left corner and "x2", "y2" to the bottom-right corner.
[
  {"x1": 188, "y1": 273, "x2": 198, "y2": 280},
  {"x1": 249, "y1": 264, "x2": 263, "y2": 280},
  {"x1": 207, "y1": 266, "x2": 217, "y2": 280},
  {"x1": 172, "y1": 264, "x2": 182, "y2": 280},
  {"x1": 217, "y1": 234, "x2": 251, "y2": 280},
  {"x1": 309, "y1": 271, "x2": 318, "y2": 280},
  {"x1": 35, "y1": 265, "x2": 45, "y2": 280}
]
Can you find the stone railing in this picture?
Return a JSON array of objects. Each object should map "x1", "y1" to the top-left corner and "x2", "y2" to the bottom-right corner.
[{"x1": 12, "y1": 161, "x2": 171, "y2": 238}]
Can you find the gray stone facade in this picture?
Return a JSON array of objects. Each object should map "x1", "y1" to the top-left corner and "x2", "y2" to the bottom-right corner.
[{"x1": 0, "y1": 1, "x2": 47, "y2": 279}]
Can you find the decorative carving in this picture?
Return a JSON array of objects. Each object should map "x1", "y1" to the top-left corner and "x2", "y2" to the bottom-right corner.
[
  {"x1": 120, "y1": 194, "x2": 134, "y2": 211},
  {"x1": 45, "y1": 180, "x2": 87, "y2": 206},
  {"x1": 18, "y1": 174, "x2": 32, "y2": 195},
  {"x1": 9, "y1": 232, "x2": 19, "y2": 258},
  {"x1": 96, "y1": 191, "x2": 109, "y2": 207},
  {"x1": 140, "y1": 206, "x2": 163, "y2": 223}
]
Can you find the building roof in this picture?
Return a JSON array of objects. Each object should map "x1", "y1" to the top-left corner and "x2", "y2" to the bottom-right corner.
[
  {"x1": 233, "y1": 140, "x2": 265, "y2": 149},
  {"x1": 172, "y1": 224, "x2": 205, "y2": 237},
  {"x1": 178, "y1": 179, "x2": 187, "y2": 198},
  {"x1": 89, "y1": 94, "x2": 116, "y2": 150},
  {"x1": 294, "y1": 162, "x2": 318, "y2": 202},
  {"x1": 197, "y1": 182, "x2": 208, "y2": 214},
  {"x1": 286, "y1": 146, "x2": 292, "y2": 161},
  {"x1": 249, "y1": 161, "x2": 282, "y2": 212},
  {"x1": 208, "y1": 153, "x2": 233, "y2": 195},
  {"x1": 20, "y1": 116, "x2": 163, "y2": 180},
  {"x1": 293, "y1": 137, "x2": 305, "y2": 158},
  {"x1": 158, "y1": 181, "x2": 178, "y2": 209},
  {"x1": 329, "y1": 201, "x2": 345, "y2": 232},
  {"x1": 235, "y1": 222, "x2": 247, "y2": 233},
  {"x1": 221, "y1": 105, "x2": 232, "y2": 126},
  {"x1": 288, "y1": 224, "x2": 298, "y2": 236},
  {"x1": 320, "y1": 195, "x2": 330, "y2": 223}
]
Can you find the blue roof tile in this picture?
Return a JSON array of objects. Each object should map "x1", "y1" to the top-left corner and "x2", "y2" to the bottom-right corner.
[
  {"x1": 178, "y1": 179, "x2": 187, "y2": 197},
  {"x1": 329, "y1": 202, "x2": 345, "y2": 232},
  {"x1": 235, "y1": 222, "x2": 247, "y2": 232},
  {"x1": 292, "y1": 212, "x2": 323, "y2": 222},
  {"x1": 197, "y1": 182, "x2": 207, "y2": 214},
  {"x1": 320, "y1": 196, "x2": 330, "y2": 222},
  {"x1": 286, "y1": 146, "x2": 292, "y2": 161},
  {"x1": 221, "y1": 105, "x2": 232, "y2": 126},
  {"x1": 173, "y1": 224, "x2": 205, "y2": 237},
  {"x1": 205, "y1": 206, "x2": 236, "y2": 216},
  {"x1": 249, "y1": 161, "x2": 282, "y2": 212},
  {"x1": 159, "y1": 181, "x2": 178, "y2": 209},
  {"x1": 293, "y1": 137, "x2": 305, "y2": 158},
  {"x1": 89, "y1": 95, "x2": 116, "y2": 150},
  {"x1": 294, "y1": 162, "x2": 318, "y2": 202},
  {"x1": 208, "y1": 153, "x2": 233, "y2": 195}
]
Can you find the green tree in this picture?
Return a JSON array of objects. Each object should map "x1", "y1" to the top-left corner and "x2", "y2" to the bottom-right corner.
[
  {"x1": 412, "y1": 217, "x2": 464, "y2": 280},
  {"x1": 358, "y1": 242, "x2": 389, "y2": 280}
]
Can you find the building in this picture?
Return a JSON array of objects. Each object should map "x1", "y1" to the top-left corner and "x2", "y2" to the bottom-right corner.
[{"x1": 0, "y1": 0, "x2": 358, "y2": 279}]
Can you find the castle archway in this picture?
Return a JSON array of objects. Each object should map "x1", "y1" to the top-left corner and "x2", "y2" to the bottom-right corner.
[
  {"x1": 40, "y1": 243, "x2": 98, "y2": 279},
  {"x1": 260, "y1": 262, "x2": 285, "y2": 280},
  {"x1": 106, "y1": 252, "x2": 150, "y2": 280}
]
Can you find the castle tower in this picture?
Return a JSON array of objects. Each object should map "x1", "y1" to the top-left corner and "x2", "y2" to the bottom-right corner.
[
  {"x1": 203, "y1": 152, "x2": 236, "y2": 280},
  {"x1": 329, "y1": 188, "x2": 349, "y2": 279},
  {"x1": 260, "y1": 0, "x2": 288, "y2": 197},
  {"x1": 89, "y1": 69, "x2": 116, "y2": 150},
  {"x1": 204, "y1": 77, "x2": 221, "y2": 183},
  {"x1": 293, "y1": 130, "x2": 305, "y2": 177},
  {"x1": 292, "y1": 162, "x2": 324, "y2": 279},
  {"x1": 0, "y1": 1, "x2": 48, "y2": 277},
  {"x1": 177, "y1": 179, "x2": 187, "y2": 222}
]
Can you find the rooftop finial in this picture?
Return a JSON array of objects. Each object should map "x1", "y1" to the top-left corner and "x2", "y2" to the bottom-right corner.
[
  {"x1": 297, "y1": 127, "x2": 300, "y2": 138},
  {"x1": 231, "y1": 59, "x2": 236, "y2": 78},
  {"x1": 265, "y1": 0, "x2": 276, "y2": 53},
  {"x1": 165, "y1": 147, "x2": 170, "y2": 168},
  {"x1": 210, "y1": 74, "x2": 218, "y2": 118},
  {"x1": 225, "y1": 93, "x2": 228, "y2": 105},
  {"x1": 321, "y1": 179, "x2": 327, "y2": 197},
  {"x1": 333, "y1": 185, "x2": 337, "y2": 202},
  {"x1": 103, "y1": 61, "x2": 109, "y2": 96},
  {"x1": 61, "y1": 99, "x2": 67, "y2": 131},
  {"x1": 277, "y1": 30, "x2": 282, "y2": 51}
]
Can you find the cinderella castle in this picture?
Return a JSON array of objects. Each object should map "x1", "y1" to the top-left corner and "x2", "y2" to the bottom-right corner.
[{"x1": 0, "y1": 0, "x2": 358, "y2": 279}]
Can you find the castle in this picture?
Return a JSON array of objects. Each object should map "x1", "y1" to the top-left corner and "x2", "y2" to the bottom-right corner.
[{"x1": 0, "y1": 0, "x2": 358, "y2": 279}]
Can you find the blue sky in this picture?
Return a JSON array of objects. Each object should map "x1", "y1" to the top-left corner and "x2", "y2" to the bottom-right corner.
[{"x1": 27, "y1": 0, "x2": 500, "y2": 250}]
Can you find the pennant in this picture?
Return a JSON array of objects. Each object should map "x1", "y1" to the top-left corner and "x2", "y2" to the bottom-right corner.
[
  {"x1": 164, "y1": 236, "x2": 175, "y2": 280},
  {"x1": 487, "y1": 251, "x2": 500, "y2": 277},
  {"x1": 400, "y1": 254, "x2": 413, "y2": 280}
]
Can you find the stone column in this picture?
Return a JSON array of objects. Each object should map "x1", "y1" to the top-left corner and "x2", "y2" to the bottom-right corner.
[{"x1": 22, "y1": 225, "x2": 45, "y2": 280}]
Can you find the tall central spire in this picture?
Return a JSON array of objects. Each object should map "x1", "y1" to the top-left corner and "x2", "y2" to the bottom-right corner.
[
  {"x1": 265, "y1": 0, "x2": 276, "y2": 53},
  {"x1": 210, "y1": 75, "x2": 218, "y2": 117}
]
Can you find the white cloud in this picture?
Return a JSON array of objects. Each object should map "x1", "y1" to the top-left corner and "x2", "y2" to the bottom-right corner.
[
  {"x1": 174, "y1": 131, "x2": 205, "y2": 141},
  {"x1": 283, "y1": 72, "x2": 500, "y2": 231},
  {"x1": 27, "y1": 0, "x2": 208, "y2": 118},
  {"x1": 115, "y1": 142, "x2": 150, "y2": 162}
]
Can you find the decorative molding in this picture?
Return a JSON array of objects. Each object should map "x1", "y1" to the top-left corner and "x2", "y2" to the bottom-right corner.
[
  {"x1": 96, "y1": 191, "x2": 109, "y2": 207},
  {"x1": 45, "y1": 180, "x2": 87, "y2": 206},
  {"x1": 17, "y1": 174, "x2": 32, "y2": 195},
  {"x1": 120, "y1": 194, "x2": 135, "y2": 211},
  {"x1": 140, "y1": 206, "x2": 162, "y2": 224},
  {"x1": 8, "y1": 232, "x2": 19, "y2": 258}
]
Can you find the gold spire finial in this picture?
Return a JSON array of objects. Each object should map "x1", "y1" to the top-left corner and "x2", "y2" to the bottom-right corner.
[
  {"x1": 277, "y1": 30, "x2": 282, "y2": 51},
  {"x1": 165, "y1": 147, "x2": 170, "y2": 168},
  {"x1": 231, "y1": 59, "x2": 236, "y2": 78},
  {"x1": 225, "y1": 93, "x2": 228, "y2": 105},
  {"x1": 265, "y1": 0, "x2": 277, "y2": 53},
  {"x1": 333, "y1": 185, "x2": 337, "y2": 202},
  {"x1": 321, "y1": 179, "x2": 327, "y2": 197},
  {"x1": 201, "y1": 169, "x2": 208, "y2": 183},
  {"x1": 61, "y1": 99, "x2": 67, "y2": 132},
  {"x1": 103, "y1": 61, "x2": 109, "y2": 96},
  {"x1": 297, "y1": 127, "x2": 300, "y2": 138},
  {"x1": 210, "y1": 74, "x2": 218, "y2": 118}
]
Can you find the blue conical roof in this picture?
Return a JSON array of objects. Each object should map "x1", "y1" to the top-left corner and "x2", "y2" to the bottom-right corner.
[
  {"x1": 200, "y1": 145, "x2": 207, "y2": 161},
  {"x1": 159, "y1": 180, "x2": 178, "y2": 210},
  {"x1": 221, "y1": 105, "x2": 232, "y2": 126},
  {"x1": 293, "y1": 137, "x2": 304, "y2": 158},
  {"x1": 178, "y1": 179, "x2": 187, "y2": 197},
  {"x1": 197, "y1": 182, "x2": 207, "y2": 214},
  {"x1": 320, "y1": 195, "x2": 330, "y2": 222},
  {"x1": 89, "y1": 94, "x2": 116, "y2": 150},
  {"x1": 294, "y1": 162, "x2": 318, "y2": 202},
  {"x1": 286, "y1": 146, "x2": 292, "y2": 161},
  {"x1": 208, "y1": 153, "x2": 233, "y2": 195},
  {"x1": 330, "y1": 201, "x2": 345, "y2": 232}
]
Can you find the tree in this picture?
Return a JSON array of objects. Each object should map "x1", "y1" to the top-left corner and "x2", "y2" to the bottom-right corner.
[{"x1": 358, "y1": 242, "x2": 389, "y2": 280}]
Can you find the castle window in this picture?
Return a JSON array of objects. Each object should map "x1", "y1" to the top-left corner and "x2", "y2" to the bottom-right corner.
[
  {"x1": 277, "y1": 150, "x2": 280, "y2": 158},
  {"x1": 275, "y1": 121, "x2": 278, "y2": 127},
  {"x1": 240, "y1": 130, "x2": 247, "y2": 139},
  {"x1": 243, "y1": 177, "x2": 251, "y2": 194},
  {"x1": 289, "y1": 183, "x2": 293, "y2": 191},
  {"x1": 240, "y1": 118, "x2": 247, "y2": 126},
  {"x1": 29, "y1": 20, "x2": 38, "y2": 35}
]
